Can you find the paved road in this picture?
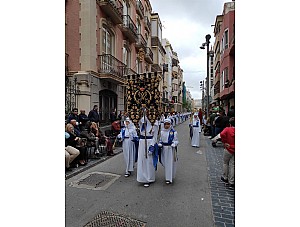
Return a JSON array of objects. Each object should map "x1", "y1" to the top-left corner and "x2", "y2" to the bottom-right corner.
[{"x1": 65, "y1": 120, "x2": 234, "y2": 227}]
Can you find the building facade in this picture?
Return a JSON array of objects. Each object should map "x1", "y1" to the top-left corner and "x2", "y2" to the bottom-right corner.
[
  {"x1": 217, "y1": 2, "x2": 235, "y2": 112},
  {"x1": 65, "y1": 0, "x2": 163, "y2": 126}
]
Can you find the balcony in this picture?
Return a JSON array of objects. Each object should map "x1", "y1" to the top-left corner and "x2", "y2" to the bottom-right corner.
[
  {"x1": 172, "y1": 90, "x2": 178, "y2": 96},
  {"x1": 144, "y1": 16, "x2": 151, "y2": 32},
  {"x1": 162, "y1": 80, "x2": 168, "y2": 89},
  {"x1": 214, "y1": 81, "x2": 220, "y2": 100},
  {"x1": 172, "y1": 78, "x2": 178, "y2": 84},
  {"x1": 135, "y1": 34, "x2": 146, "y2": 50},
  {"x1": 97, "y1": 0, "x2": 123, "y2": 24},
  {"x1": 172, "y1": 65, "x2": 179, "y2": 73},
  {"x1": 151, "y1": 36, "x2": 165, "y2": 54},
  {"x1": 98, "y1": 54, "x2": 126, "y2": 84},
  {"x1": 144, "y1": 47, "x2": 153, "y2": 63},
  {"x1": 215, "y1": 70, "x2": 220, "y2": 82},
  {"x1": 121, "y1": 15, "x2": 138, "y2": 43},
  {"x1": 136, "y1": 0, "x2": 144, "y2": 17},
  {"x1": 151, "y1": 64, "x2": 162, "y2": 72},
  {"x1": 124, "y1": 67, "x2": 137, "y2": 76},
  {"x1": 162, "y1": 97, "x2": 169, "y2": 104}
]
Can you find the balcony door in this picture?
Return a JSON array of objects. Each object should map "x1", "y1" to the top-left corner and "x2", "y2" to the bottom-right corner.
[
  {"x1": 99, "y1": 89, "x2": 117, "y2": 125},
  {"x1": 102, "y1": 26, "x2": 114, "y2": 73}
]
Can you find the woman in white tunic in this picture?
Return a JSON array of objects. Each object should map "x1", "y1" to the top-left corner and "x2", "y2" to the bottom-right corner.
[
  {"x1": 136, "y1": 115, "x2": 159, "y2": 187},
  {"x1": 117, "y1": 118, "x2": 138, "y2": 177},
  {"x1": 191, "y1": 113, "x2": 201, "y2": 147},
  {"x1": 158, "y1": 118, "x2": 179, "y2": 184}
]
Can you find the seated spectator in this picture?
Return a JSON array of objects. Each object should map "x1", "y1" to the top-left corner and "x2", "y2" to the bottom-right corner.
[
  {"x1": 80, "y1": 121, "x2": 99, "y2": 155},
  {"x1": 70, "y1": 119, "x2": 81, "y2": 136},
  {"x1": 65, "y1": 123, "x2": 86, "y2": 166},
  {"x1": 65, "y1": 132, "x2": 80, "y2": 171},
  {"x1": 91, "y1": 122, "x2": 114, "y2": 156},
  {"x1": 111, "y1": 120, "x2": 121, "y2": 136}
]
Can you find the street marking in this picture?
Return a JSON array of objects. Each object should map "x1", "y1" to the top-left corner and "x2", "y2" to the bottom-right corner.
[{"x1": 196, "y1": 150, "x2": 203, "y2": 155}]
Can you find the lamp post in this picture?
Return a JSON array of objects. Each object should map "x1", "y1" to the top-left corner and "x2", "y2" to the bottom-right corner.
[{"x1": 200, "y1": 34, "x2": 211, "y2": 117}]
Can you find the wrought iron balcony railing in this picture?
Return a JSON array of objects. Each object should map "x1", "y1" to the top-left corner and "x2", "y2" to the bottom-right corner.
[
  {"x1": 144, "y1": 16, "x2": 151, "y2": 31},
  {"x1": 136, "y1": 0, "x2": 144, "y2": 17},
  {"x1": 136, "y1": 34, "x2": 146, "y2": 49},
  {"x1": 122, "y1": 15, "x2": 138, "y2": 42},
  {"x1": 144, "y1": 47, "x2": 153, "y2": 63},
  {"x1": 98, "y1": 54, "x2": 126, "y2": 80},
  {"x1": 97, "y1": 0, "x2": 123, "y2": 24}
]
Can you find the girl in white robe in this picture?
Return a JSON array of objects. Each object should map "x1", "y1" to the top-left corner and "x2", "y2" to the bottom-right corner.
[
  {"x1": 117, "y1": 118, "x2": 138, "y2": 177},
  {"x1": 158, "y1": 118, "x2": 179, "y2": 184},
  {"x1": 136, "y1": 116, "x2": 159, "y2": 187},
  {"x1": 191, "y1": 113, "x2": 201, "y2": 147}
]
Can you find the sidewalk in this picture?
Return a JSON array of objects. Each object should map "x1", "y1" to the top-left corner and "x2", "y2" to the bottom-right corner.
[
  {"x1": 65, "y1": 147, "x2": 123, "y2": 180},
  {"x1": 202, "y1": 133, "x2": 235, "y2": 227}
]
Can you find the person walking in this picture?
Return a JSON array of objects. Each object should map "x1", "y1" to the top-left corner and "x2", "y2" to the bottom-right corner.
[
  {"x1": 158, "y1": 118, "x2": 179, "y2": 184},
  {"x1": 136, "y1": 113, "x2": 159, "y2": 187},
  {"x1": 190, "y1": 113, "x2": 201, "y2": 147},
  {"x1": 209, "y1": 111, "x2": 216, "y2": 139},
  {"x1": 117, "y1": 118, "x2": 138, "y2": 177},
  {"x1": 219, "y1": 117, "x2": 235, "y2": 190}
]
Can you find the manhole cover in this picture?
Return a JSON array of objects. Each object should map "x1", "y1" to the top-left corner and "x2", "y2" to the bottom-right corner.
[
  {"x1": 84, "y1": 211, "x2": 146, "y2": 227},
  {"x1": 69, "y1": 172, "x2": 120, "y2": 190}
]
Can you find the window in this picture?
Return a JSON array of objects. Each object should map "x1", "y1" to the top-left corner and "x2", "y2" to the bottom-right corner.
[
  {"x1": 123, "y1": 46, "x2": 131, "y2": 68},
  {"x1": 224, "y1": 29, "x2": 228, "y2": 49},
  {"x1": 221, "y1": 67, "x2": 229, "y2": 90},
  {"x1": 102, "y1": 26, "x2": 114, "y2": 55}
]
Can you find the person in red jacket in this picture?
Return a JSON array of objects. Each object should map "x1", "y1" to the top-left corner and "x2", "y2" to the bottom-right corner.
[{"x1": 220, "y1": 117, "x2": 235, "y2": 190}]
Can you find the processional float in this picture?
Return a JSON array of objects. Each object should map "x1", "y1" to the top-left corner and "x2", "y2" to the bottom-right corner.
[{"x1": 125, "y1": 72, "x2": 162, "y2": 160}]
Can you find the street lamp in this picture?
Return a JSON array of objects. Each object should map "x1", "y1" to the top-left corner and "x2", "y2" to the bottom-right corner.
[{"x1": 200, "y1": 34, "x2": 211, "y2": 117}]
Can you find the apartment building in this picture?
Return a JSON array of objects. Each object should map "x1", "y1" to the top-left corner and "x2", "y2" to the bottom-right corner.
[
  {"x1": 161, "y1": 38, "x2": 172, "y2": 112},
  {"x1": 218, "y1": 2, "x2": 235, "y2": 112},
  {"x1": 65, "y1": 0, "x2": 158, "y2": 125},
  {"x1": 212, "y1": 14, "x2": 223, "y2": 108}
]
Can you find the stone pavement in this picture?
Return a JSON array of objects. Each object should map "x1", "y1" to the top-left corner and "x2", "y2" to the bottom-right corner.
[{"x1": 202, "y1": 135, "x2": 235, "y2": 227}]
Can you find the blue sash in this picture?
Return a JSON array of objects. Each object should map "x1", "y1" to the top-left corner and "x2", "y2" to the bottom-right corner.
[{"x1": 121, "y1": 128, "x2": 125, "y2": 139}]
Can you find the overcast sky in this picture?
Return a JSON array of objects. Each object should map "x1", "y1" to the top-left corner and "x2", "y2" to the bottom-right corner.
[{"x1": 150, "y1": 0, "x2": 228, "y2": 100}]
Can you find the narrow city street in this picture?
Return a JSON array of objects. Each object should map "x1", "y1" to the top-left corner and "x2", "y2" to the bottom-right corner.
[{"x1": 65, "y1": 120, "x2": 235, "y2": 227}]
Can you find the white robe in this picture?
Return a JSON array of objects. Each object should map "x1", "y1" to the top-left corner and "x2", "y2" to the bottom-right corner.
[
  {"x1": 159, "y1": 127, "x2": 179, "y2": 183},
  {"x1": 118, "y1": 122, "x2": 137, "y2": 174},
  {"x1": 191, "y1": 117, "x2": 201, "y2": 147},
  {"x1": 137, "y1": 118, "x2": 159, "y2": 183}
]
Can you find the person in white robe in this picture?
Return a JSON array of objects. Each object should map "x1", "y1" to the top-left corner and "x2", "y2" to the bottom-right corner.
[
  {"x1": 160, "y1": 113, "x2": 165, "y2": 129},
  {"x1": 117, "y1": 118, "x2": 138, "y2": 177},
  {"x1": 136, "y1": 115, "x2": 159, "y2": 187},
  {"x1": 191, "y1": 113, "x2": 201, "y2": 147},
  {"x1": 158, "y1": 118, "x2": 179, "y2": 184}
]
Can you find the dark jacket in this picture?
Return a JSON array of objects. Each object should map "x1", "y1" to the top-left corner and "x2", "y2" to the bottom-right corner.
[
  {"x1": 67, "y1": 114, "x2": 79, "y2": 123},
  {"x1": 80, "y1": 129, "x2": 96, "y2": 147},
  {"x1": 227, "y1": 109, "x2": 235, "y2": 118},
  {"x1": 79, "y1": 113, "x2": 89, "y2": 124},
  {"x1": 66, "y1": 132, "x2": 78, "y2": 147},
  {"x1": 88, "y1": 110, "x2": 99, "y2": 123}
]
